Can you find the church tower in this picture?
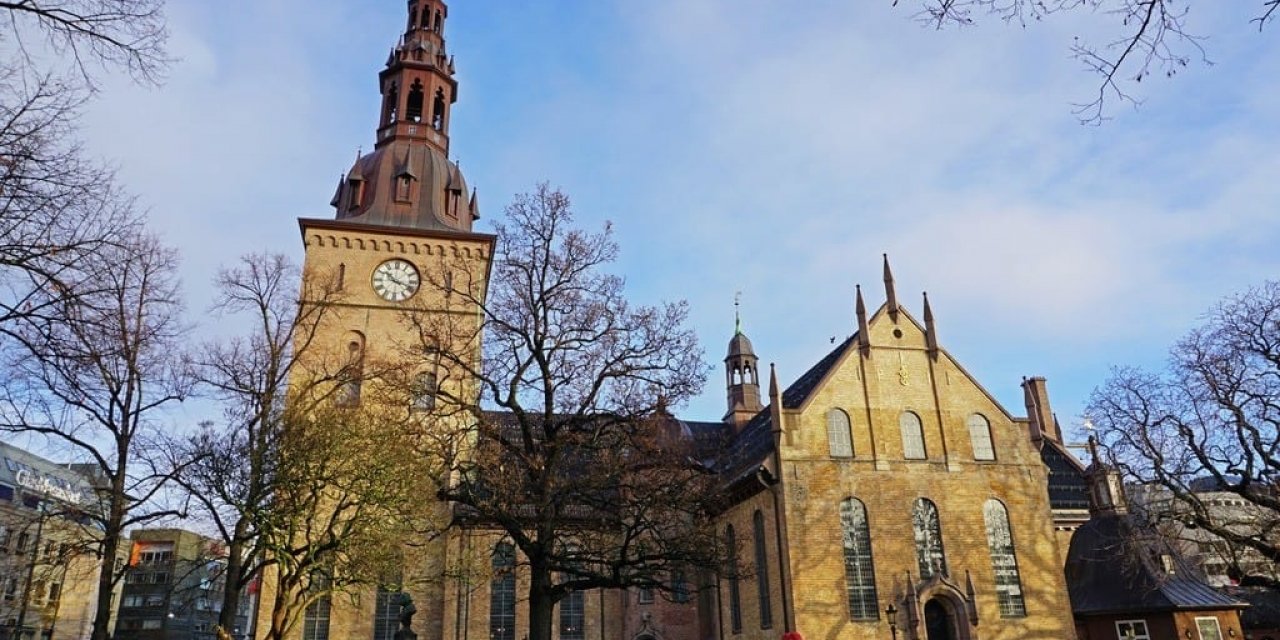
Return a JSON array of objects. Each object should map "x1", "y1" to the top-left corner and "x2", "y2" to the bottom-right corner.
[
  {"x1": 260, "y1": 3, "x2": 494, "y2": 639},
  {"x1": 724, "y1": 308, "x2": 763, "y2": 429}
]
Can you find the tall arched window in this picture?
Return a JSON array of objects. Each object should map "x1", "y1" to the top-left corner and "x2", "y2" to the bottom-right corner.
[
  {"x1": 840, "y1": 498, "x2": 879, "y2": 620},
  {"x1": 560, "y1": 543, "x2": 585, "y2": 640},
  {"x1": 383, "y1": 81, "x2": 399, "y2": 125},
  {"x1": 337, "y1": 333, "x2": 365, "y2": 407},
  {"x1": 490, "y1": 542, "x2": 516, "y2": 640},
  {"x1": 726, "y1": 525, "x2": 742, "y2": 633},
  {"x1": 753, "y1": 510, "x2": 773, "y2": 629},
  {"x1": 432, "y1": 89, "x2": 446, "y2": 130},
  {"x1": 969, "y1": 414, "x2": 995, "y2": 461},
  {"x1": 303, "y1": 574, "x2": 332, "y2": 640},
  {"x1": 983, "y1": 500, "x2": 1026, "y2": 617},
  {"x1": 406, "y1": 80, "x2": 425, "y2": 123},
  {"x1": 827, "y1": 409, "x2": 853, "y2": 458},
  {"x1": 911, "y1": 498, "x2": 947, "y2": 578},
  {"x1": 900, "y1": 411, "x2": 926, "y2": 460}
]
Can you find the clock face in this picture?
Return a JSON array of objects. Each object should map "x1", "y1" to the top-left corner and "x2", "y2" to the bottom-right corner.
[{"x1": 371, "y1": 259, "x2": 420, "y2": 302}]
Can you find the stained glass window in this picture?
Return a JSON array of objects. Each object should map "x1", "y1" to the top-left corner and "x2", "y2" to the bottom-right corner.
[
  {"x1": 840, "y1": 498, "x2": 879, "y2": 620},
  {"x1": 983, "y1": 500, "x2": 1026, "y2": 617},
  {"x1": 912, "y1": 498, "x2": 947, "y2": 578}
]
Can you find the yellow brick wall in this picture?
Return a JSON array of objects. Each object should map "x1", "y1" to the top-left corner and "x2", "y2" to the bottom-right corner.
[{"x1": 773, "y1": 306, "x2": 1076, "y2": 640}]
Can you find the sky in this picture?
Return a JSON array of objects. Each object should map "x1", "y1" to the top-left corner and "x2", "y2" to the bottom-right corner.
[{"x1": 72, "y1": 1, "x2": 1280, "y2": 444}]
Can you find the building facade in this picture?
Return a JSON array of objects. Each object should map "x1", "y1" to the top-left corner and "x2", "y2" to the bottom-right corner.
[
  {"x1": 265, "y1": 3, "x2": 1087, "y2": 640},
  {"x1": 114, "y1": 529, "x2": 254, "y2": 640},
  {"x1": 0, "y1": 442, "x2": 106, "y2": 640}
]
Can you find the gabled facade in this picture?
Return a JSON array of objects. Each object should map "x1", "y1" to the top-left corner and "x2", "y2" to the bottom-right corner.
[{"x1": 700, "y1": 259, "x2": 1077, "y2": 640}]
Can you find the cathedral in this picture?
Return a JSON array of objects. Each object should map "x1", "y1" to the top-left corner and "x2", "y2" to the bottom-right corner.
[{"x1": 258, "y1": 3, "x2": 1091, "y2": 640}]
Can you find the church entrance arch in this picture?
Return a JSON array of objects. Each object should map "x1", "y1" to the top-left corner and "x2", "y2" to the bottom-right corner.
[{"x1": 924, "y1": 598, "x2": 956, "y2": 640}]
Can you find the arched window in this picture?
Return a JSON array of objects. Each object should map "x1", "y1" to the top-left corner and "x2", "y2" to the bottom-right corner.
[
  {"x1": 412, "y1": 371, "x2": 437, "y2": 411},
  {"x1": 968, "y1": 414, "x2": 995, "y2": 461},
  {"x1": 559, "y1": 544, "x2": 584, "y2": 640},
  {"x1": 408, "y1": 8, "x2": 418, "y2": 31},
  {"x1": 303, "y1": 574, "x2": 332, "y2": 640},
  {"x1": 726, "y1": 525, "x2": 742, "y2": 632},
  {"x1": 983, "y1": 500, "x2": 1026, "y2": 617},
  {"x1": 753, "y1": 510, "x2": 773, "y2": 629},
  {"x1": 383, "y1": 82, "x2": 399, "y2": 125},
  {"x1": 406, "y1": 80, "x2": 425, "y2": 123},
  {"x1": 373, "y1": 586, "x2": 404, "y2": 640},
  {"x1": 827, "y1": 409, "x2": 853, "y2": 458},
  {"x1": 840, "y1": 498, "x2": 879, "y2": 620},
  {"x1": 432, "y1": 88, "x2": 446, "y2": 130},
  {"x1": 911, "y1": 498, "x2": 947, "y2": 578},
  {"x1": 490, "y1": 543, "x2": 516, "y2": 640},
  {"x1": 337, "y1": 334, "x2": 365, "y2": 407},
  {"x1": 900, "y1": 411, "x2": 926, "y2": 460}
]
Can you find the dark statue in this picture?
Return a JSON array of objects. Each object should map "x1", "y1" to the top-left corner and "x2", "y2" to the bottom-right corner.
[{"x1": 394, "y1": 593, "x2": 417, "y2": 640}]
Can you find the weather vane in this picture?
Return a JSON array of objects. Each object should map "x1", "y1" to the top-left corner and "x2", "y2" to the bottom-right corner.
[{"x1": 734, "y1": 291, "x2": 742, "y2": 333}]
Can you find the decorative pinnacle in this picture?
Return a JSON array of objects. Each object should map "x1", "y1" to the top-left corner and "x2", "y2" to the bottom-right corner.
[
  {"x1": 883, "y1": 253, "x2": 899, "y2": 320},
  {"x1": 768, "y1": 362, "x2": 779, "y2": 400}
]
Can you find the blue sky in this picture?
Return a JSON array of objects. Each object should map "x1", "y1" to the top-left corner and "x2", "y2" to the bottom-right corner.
[{"x1": 77, "y1": 1, "x2": 1280, "y2": 441}]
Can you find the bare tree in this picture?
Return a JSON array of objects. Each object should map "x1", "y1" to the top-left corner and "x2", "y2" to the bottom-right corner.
[
  {"x1": 1, "y1": 0, "x2": 169, "y2": 88},
  {"x1": 165, "y1": 254, "x2": 336, "y2": 638},
  {"x1": 1088, "y1": 280, "x2": 1280, "y2": 588},
  {"x1": 899, "y1": 1, "x2": 1280, "y2": 123},
  {"x1": 409, "y1": 184, "x2": 727, "y2": 640},
  {"x1": 0, "y1": 231, "x2": 196, "y2": 640}
]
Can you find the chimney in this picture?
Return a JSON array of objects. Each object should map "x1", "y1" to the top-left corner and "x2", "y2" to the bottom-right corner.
[{"x1": 1022, "y1": 376, "x2": 1059, "y2": 444}]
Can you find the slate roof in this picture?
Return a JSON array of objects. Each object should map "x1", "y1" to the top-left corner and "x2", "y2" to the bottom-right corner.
[
  {"x1": 1041, "y1": 439, "x2": 1091, "y2": 510},
  {"x1": 1231, "y1": 586, "x2": 1280, "y2": 630},
  {"x1": 1066, "y1": 514, "x2": 1247, "y2": 615},
  {"x1": 781, "y1": 335, "x2": 856, "y2": 409}
]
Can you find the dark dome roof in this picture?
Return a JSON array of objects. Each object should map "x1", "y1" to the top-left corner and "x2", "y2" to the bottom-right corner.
[
  {"x1": 334, "y1": 139, "x2": 478, "y2": 233},
  {"x1": 727, "y1": 331, "x2": 756, "y2": 359}
]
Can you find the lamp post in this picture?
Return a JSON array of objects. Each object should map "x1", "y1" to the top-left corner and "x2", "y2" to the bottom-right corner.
[{"x1": 886, "y1": 604, "x2": 898, "y2": 640}]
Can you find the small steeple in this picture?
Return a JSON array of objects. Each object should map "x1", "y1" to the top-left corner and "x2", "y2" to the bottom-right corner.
[
  {"x1": 724, "y1": 297, "x2": 762, "y2": 430},
  {"x1": 1085, "y1": 435, "x2": 1129, "y2": 517},
  {"x1": 923, "y1": 291, "x2": 938, "y2": 358},
  {"x1": 855, "y1": 284, "x2": 870, "y2": 355},
  {"x1": 883, "y1": 254, "x2": 899, "y2": 322}
]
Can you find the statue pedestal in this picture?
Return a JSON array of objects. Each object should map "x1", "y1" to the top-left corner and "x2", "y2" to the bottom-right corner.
[{"x1": 395, "y1": 630, "x2": 418, "y2": 640}]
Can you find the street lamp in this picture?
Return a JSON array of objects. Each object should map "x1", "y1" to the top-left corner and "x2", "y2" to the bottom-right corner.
[{"x1": 886, "y1": 603, "x2": 898, "y2": 640}]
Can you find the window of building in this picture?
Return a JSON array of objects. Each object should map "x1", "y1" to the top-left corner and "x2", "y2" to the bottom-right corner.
[
  {"x1": 490, "y1": 542, "x2": 516, "y2": 640},
  {"x1": 752, "y1": 510, "x2": 773, "y2": 629},
  {"x1": 30, "y1": 580, "x2": 44, "y2": 605},
  {"x1": 374, "y1": 587, "x2": 404, "y2": 640},
  {"x1": 671, "y1": 570, "x2": 690, "y2": 604},
  {"x1": 1195, "y1": 617, "x2": 1223, "y2": 640},
  {"x1": 412, "y1": 372, "x2": 438, "y2": 412},
  {"x1": 840, "y1": 498, "x2": 879, "y2": 620},
  {"x1": 3, "y1": 578, "x2": 15, "y2": 601},
  {"x1": 141, "y1": 619, "x2": 163, "y2": 630},
  {"x1": 395, "y1": 174, "x2": 413, "y2": 203},
  {"x1": 968, "y1": 414, "x2": 995, "y2": 461},
  {"x1": 725, "y1": 525, "x2": 742, "y2": 633},
  {"x1": 559, "y1": 588, "x2": 584, "y2": 640},
  {"x1": 302, "y1": 594, "x2": 331, "y2": 640},
  {"x1": 337, "y1": 335, "x2": 365, "y2": 407},
  {"x1": 0, "y1": 526, "x2": 8, "y2": 551},
  {"x1": 900, "y1": 411, "x2": 926, "y2": 460},
  {"x1": 982, "y1": 500, "x2": 1025, "y2": 617},
  {"x1": 145, "y1": 595, "x2": 165, "y2": 607},
  {"x1": 16, "y1": 532, "x2": 29, "y2": 553},
  {"x1": 48, "y1": 583, "x2": 60, "y2": 605},
  {"x1": 1115, "y1": 619, "x2": 1150, "y2": 640},
  {"x1": 912, "y1": 498, "x2": 947, "y2": 578},
  {"x1": 406, "y1": 80, "x2": 425, "y2": 123},
  {"x1": 122, "y1": 595, "x2": 143, "y2": 608},
  {"x1": 827, "y1": 409, "x2": 853, "y2": 458},
  {"x1": 151, "y1": 572, "x2": 169, "y2": 585},
  {"x1": 383, "y1": 82, "x2": 399, "y2": 125},
  {"x1": 431, "y1": 89, "x2": 446, "y2": 130},
  {"x1": 637, "y1": 588, "x2": 653, "y2": 604},
  {"x1": 0, "y1": 484, "x2": 12, "y2": 501}
]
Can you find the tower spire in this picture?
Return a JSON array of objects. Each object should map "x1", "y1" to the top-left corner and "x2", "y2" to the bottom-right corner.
[
  {"x1": 724, "y1": 303, "x2": 762, "y2": 430},
  {"x1": 375, "y1": 0, "x2": 457, "y2": 154},
  {"x1": 923, "y1": 291, "x2": 938, "y2": 358},
  {"x1": 883, "y1": 253, "x2": 899, "y2": 321},
  {"x1": 856, "y1": 284, "x2": 870, "y2": 355}
]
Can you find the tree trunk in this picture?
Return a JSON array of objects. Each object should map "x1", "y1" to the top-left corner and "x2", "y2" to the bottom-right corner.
[
  {"x1": 268, "y1": 574, "x2": 291, "y2": 640},
  {"x1": 91, "y1": 478, "x2": 126, "y2": 640},
  {"x1": 218, "y1": 526, "x2": 248, "y2": 636},
  {"x1": 527, "y1": 559, "x2": 555, "y2": 640}
]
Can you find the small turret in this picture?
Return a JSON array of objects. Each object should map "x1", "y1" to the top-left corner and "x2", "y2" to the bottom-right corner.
[
  {"x1": 724, "y1": 299, "x2": 763, "y2": 430},
  {"x1": 1085, "y1": 436, "x2": 1128, "y2": 517}
]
